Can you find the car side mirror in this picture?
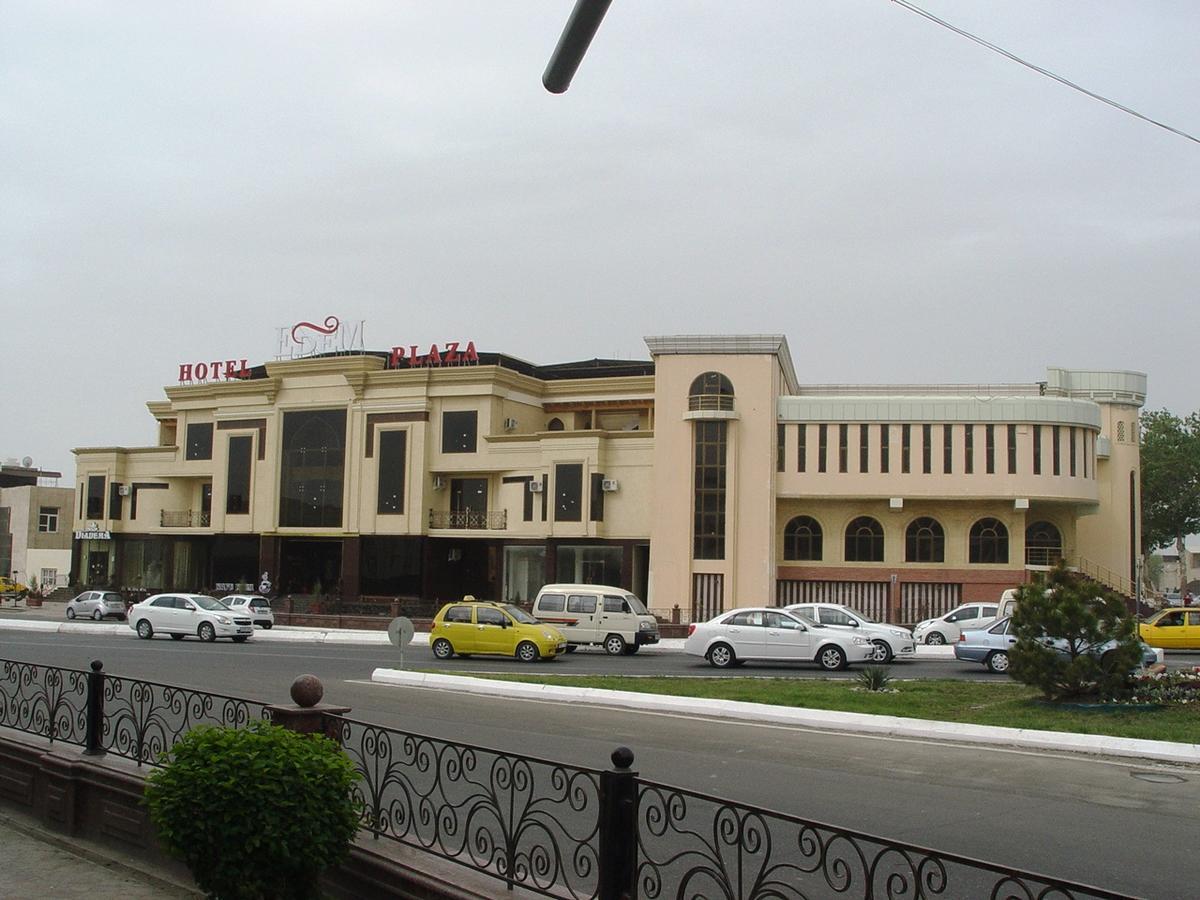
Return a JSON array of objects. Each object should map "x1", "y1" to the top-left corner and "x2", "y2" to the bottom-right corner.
[
  {"x1": 848, "y1": 620, "x2": 859, "y2": 627},
  {"x1": 184, "y1": 603, "x2": 196, "y2": 612}
]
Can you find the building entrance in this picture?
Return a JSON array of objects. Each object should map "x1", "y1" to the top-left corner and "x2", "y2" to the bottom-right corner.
[{"x1": 279, "y1": 539, "x2": 343, "y2": 597}]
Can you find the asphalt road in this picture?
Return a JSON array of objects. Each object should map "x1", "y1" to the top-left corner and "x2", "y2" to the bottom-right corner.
[{"x1": 3, "y1": 629, "x2": 1197, "y2": 897}]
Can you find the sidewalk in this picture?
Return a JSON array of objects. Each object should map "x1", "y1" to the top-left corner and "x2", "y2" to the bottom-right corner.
[{"x1": 0, "y1": 812, "x2": 198, "y2": 899}]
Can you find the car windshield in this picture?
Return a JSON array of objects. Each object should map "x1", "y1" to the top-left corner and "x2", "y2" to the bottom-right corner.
[
  {"x1": 789, "y1": 611, "x2": 820, "y2": 628},
  {"x1": 623, "y1": 593, "x2": 649, "y2": 615},
  {"x1": 191, "y1": 596, "x2": 229, "y2": 611},
  {"x1": 847, "y1": 607, "x2": 876, "y2": 623},
  {"x1": 505, "y1": 605, "x2": 539, "y2": 625}
]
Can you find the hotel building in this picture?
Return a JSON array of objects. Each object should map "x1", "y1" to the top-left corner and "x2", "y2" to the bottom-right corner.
[{"x1": 72, "y1": 334, "x2": 1145, "y2": 625}]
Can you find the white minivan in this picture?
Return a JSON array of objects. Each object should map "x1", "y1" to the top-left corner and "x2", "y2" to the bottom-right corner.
[{"x1": 531, "y1": 584, "x2": 660, "y2": 655}]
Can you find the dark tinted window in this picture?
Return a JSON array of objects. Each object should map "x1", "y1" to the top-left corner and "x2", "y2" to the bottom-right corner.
[
  {"x1": 86, "y1": 475, "x2": 105, "y2": 518},
  {"x1": 442, "y1": 411, "x2": 477, "y2": 453},
  {"x1": 377, "y1": 430, "x2": 407, "y2": 514},
  {"x1": 226, "y1": 435, "x2": 252, "y2": 514},
  {"x1": 567, "y1": 594, "x2": 596, "y2": 614},
  {"x1": 538, "y1": 593, "x2": 565, "y2": 612},
  {"x1": 603, "y1": 595, "x2": 627, "y2": 613},
  {"x1": 186, "y1": 423, "x2": 214, "y2": 460},
  {"x1": 555, "y1": 463, "x2": 583, "y2": 522},
  {"x1": 279, "y1": 409, "x2": 346, "y2": 527},
  {"x1": 444, "y1": 605, "x2": 472, "y2": 623},
  {"x1": 151, "y1": 597, "x2": 174, "y2": 608}
]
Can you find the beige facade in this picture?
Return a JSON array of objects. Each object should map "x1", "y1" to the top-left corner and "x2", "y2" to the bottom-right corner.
[
  {"x1": 0, "y1": 485, "x2": 74, "y2": 592},
  {"x1": 72, "y1": 337, "x2": 1144, "y2": 624}
]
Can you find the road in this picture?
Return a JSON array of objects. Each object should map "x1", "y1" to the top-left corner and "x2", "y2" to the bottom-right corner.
[{"x1": 2, "y1": 630, "x2": 1197, "y2": 898}]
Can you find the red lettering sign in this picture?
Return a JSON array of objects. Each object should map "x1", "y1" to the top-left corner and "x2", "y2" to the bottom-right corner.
[
  {"x1": 387, "y1": 341, "x2": 478, "y2": 369},
  {"x1": 177, "y1": 359, "x2": 250, "y2": 384}
]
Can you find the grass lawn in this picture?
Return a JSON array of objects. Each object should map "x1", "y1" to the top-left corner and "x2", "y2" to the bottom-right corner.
[{"x1": 435, "y1": 672, "x2": 1199, "y2": 744}]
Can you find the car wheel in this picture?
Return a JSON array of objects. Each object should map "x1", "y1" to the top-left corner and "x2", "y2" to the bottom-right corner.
[
  {"x1": 706, "y1": 643, "x2": 736, "y2": 668},
  {"x1": 431, "y1": 638, "x2": 454, "y2": 660},
  {"x1": 262, "y1": 623, "x2": 272, "y2": 630},
  {"x1": 818, "y1": 645, "x2": 848, "y2": 671},
  {"x1": 92, "y1": 609, "x2": 104, "y2": 621},
  {"x1": 198, "y1": 622, "x2": 217, "y2": 643},
  {"x1": 870, "y1": 640, "x2": 893, "y2": 663},
  {"x1": 516, "y1": 641, "x2": 540, "y2": 663},
  {"x1": 66, "y1": 608, "x2": 76, "y2": 620},
  {"x1": 623, "y1": 645, "x2": 639, "y2": 656},
  {"x1": 136, "y1": 620, "x2": 154, "y2": 640},
  {"x1": 925, "y1": 632, "x2": 947, "y2": 645},
  {"x1": 986, "y1": 650, "x2": 1010, "y2": 674},
  {"x1": 170, "y1": 634, "x2": 185, "y2": 641},
  {"x1": 604, "y1": 634, "x2": 626, "y2": 656},
  {"x1": 232, "y1": 635, "x2": 249, "y2": 643}
]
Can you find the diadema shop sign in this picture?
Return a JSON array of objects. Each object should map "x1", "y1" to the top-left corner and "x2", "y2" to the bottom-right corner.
[{"x1": 176, "y1": 316, "x2": 478, "y2": 384}]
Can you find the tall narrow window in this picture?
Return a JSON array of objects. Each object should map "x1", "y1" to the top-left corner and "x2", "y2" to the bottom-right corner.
[
  {"x1": 970, "y1": 518, "x2": 1009, "y2": 564},
  {"x1": 555, "y1": 463, "x2": 583, "y2": 522},
  {"x1": 279, "y1": 409, "x2": 347, "y2": 527},
  {"x1": 1083, "y1": 431, "x2": 1089, "y2": 478},
  {"x1": 905, "y1": 517, "x2": 945, "y2": 563},
  {"x1": 964, "y1": 425, "x2": 974, "y2": 474},
  {"x1": 108, "y1": 482, "x2": 123, "y2": 520},
  {"x1": 227, "y1": 435, "x2": 253, "y2": 514},
  {"x1": 694, "y1": 421, "x2": 727, "y2": 559},
  {"x1": 376, "y1": 430, "x2": 406, "y2": 514},
  {"x1": 880, "y1": 425, "x2": 889, "y2": 473},
  {"x1": 859, "y1": 424, "x2": 869, "y2": 473},
  {"x1": 1007, "y1": 425, "x2": 1017, "y2": 474},
  {"x1": 901, "y1": 425, "x2": 911, "y2": 473},
  {"x1": 87, "y1": 475, "x2": 105, "y2": 519},
  {"x1": 922, "y1": 424, "x2": 932, "y2": 474},
  {"x1": 797, "y1": 425, "x2": 807, "y2": 472},
  {"x1": 985, "y1": 424, "x2": 995, "y2": 474},
  {"x1": 185, "y1": 423, "x2": 214, "y2": 461},
  {"x1": 943, "y1": 424, "x2": 952, "y2": 474},
  {"x1": 590, "y1": 473, "x2": 605, "y2": 522},
  {"x1": 838, "y1": 424, "x2": 848, "y2": 473},
  {"x1": 845, "y1": 517, "x2": 884, "y2": 562},
  {"x1": 1033, "y1": 425, "x2": 1042, "y2": 475},
  {"x1": 1052, "y1": 426, "x2": 1061, "y2": 476},
  {"x1": 783, "y1": 516, "x2": 823, "y2": 561},
  {"x1": 818, "y1": 425, "x2": 828, "y2": 473},
  {"x1": 1069, "y1": 428, "x2": 1077, "y2": 477},
  {"x1": 776, "y1": 424, "x2": 785, "y2": 473}
]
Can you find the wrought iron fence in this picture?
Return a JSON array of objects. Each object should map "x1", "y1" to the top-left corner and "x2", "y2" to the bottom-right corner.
[
  {"x1": 0, "y1": 659, "x2": 89, "y2": 747},
  {"x1": 336, "y1": 716, "x2": 603, "y2": 898},
  {"x1": 160, "y1": 509, "x2": 211, "y2": 527},
  {"x1": 428, "y1": 509, "x2": 508, "y2": 530}
]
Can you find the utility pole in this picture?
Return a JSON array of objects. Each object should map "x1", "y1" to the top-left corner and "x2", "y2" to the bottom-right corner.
[{"x1": 543, "y1": 0, "x2": 613, "y2": 93}]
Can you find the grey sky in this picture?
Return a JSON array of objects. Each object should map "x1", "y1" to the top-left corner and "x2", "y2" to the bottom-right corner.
[{"x1": 4, "y1": 1, "x2": 1198, "y2": 478}]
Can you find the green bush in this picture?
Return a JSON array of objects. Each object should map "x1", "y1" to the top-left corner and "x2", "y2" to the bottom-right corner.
[
  {"x1": 144, "y1": 721, "x2": 362, "y2": 899},
  {"x1": 1009, "y1": 564, "x2": 1142, "y2": 701},
  {"x1": 855, "y1": 666, "x2": 895, "y2": 692}
]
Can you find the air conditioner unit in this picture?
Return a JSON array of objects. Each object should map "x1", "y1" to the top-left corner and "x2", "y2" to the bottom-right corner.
[
  {"x1": 117, "y1": 485, "x2": 131, "y2": 496},
  {"x1": 601, "y1": 478, "x2": 619, "y2": 492},
  {"x1": 432, "y1": 475, "x2": 446, "y2": 490},
  {"x1": 503, "y1": 417, "x2": 518, "y2": 431},
  {"x1": 528, "y1": 480, "x2": 544, "y2": 493}
]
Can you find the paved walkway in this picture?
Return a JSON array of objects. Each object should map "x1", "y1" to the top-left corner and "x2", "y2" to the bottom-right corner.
[{"x1": 0, "y1": 815, "x2": 198, "y2": 899}]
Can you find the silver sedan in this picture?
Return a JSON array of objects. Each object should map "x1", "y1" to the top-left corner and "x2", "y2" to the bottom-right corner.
[{"x1": 956, "y1": 616, "x2": 1163, "y2": 674}]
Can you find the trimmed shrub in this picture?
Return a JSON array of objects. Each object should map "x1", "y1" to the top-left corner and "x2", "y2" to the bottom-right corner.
[{"x1": 144, "y1": 721, "x2": 361, "y2": 899}]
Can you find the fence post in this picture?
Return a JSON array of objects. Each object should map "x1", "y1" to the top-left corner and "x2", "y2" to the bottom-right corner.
[
  {"x1": 598, "y1": 746, "x2": 638, "y2": 900},
  {"x1": 84, "y1": 659, "x2": 106, "y2": 756}
]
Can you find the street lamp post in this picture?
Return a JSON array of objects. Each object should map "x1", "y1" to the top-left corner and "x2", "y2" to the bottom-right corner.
[{"x1": 543, "y1": 0, "x2": 613, "y2": 93}]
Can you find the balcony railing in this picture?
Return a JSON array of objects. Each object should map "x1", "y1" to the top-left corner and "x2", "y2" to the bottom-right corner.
[
  {"x1": 160, "y1": 510, "x2": 211, "y2": 527},
  {"x1": 428, "y1": 509, "x2": 507, "y2": 530},
  {"x1": 1024, "y1": 546, "x2": 1064, "y2": 567},
  {"x1": 687, "y1": 393, "x2": 735, "y2": 412}
]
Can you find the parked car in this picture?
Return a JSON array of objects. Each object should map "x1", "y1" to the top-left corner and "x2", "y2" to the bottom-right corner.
[
  {"x1": 221, "y1": 594, "x2": 274, "y2": 628},
  {"x1": 65, "y1": 590, "x2": 127, "y2": 621},
  {"x1": 430, "y1": 600, "x2": 567, "y2": 662},
  {"x1": 955, "y1": 616, "x2": 1163, "y2": 674},
  {"x1": 0, "y1": 576, "x2": 28, "y2": 600},
  {"x1": 684, "y1": 607, "x2": 874, "y2": 671},
  {"x1": 531, "y1": 584, "x2": 660, "y2": 655},
  {"x1": 912, "y1": 603, "x2": 999, "y2": 645},
  {"x1": 128, "y1": 593, "x2": 254, "y2": 643},
  {"x1": 783, "y1": 602, "x2": 916, "y2": 663},
  {"x1": 1138, "y1": 607, "x2": 1200, "y2": 650}
]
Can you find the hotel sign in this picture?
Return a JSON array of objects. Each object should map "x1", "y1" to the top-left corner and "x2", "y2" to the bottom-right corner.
[
  {"x1": 276, "y1": 315, "x2": 366, "y2": 360},
  {"x1": 75, "y1": 529, "x2": 111, "y2": 540}
]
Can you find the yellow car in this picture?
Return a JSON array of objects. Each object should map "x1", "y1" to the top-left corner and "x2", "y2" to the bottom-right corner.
[
  {"x1": 0, "y1": 576, "x2": 28, "y2": 598},
  {"x1": 430, "y1": 600, "x2": 567, "y2": 663},
  {"x1": 1138, "y1": 607, "x2": 1200, "y2": 650}
]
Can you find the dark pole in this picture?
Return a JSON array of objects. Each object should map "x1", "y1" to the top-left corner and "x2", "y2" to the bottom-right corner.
[
  {"x1": 597, "y1": 746, "x2": 638, "y2": 900},
  {"x1": 543, "y1": 0, "x2": 613, "y2": 94},
  {"x1": 84, "y1": 659, "x2": 106, "y2": 756}
]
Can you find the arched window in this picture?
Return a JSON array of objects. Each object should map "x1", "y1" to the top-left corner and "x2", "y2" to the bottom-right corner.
[
  {"x1": 547, "y1": 417, "x2": 565, "y2": 432},
  {"x1": 1025, "y1": 521, "x2": 1062, "y2": 566},
  {"x1": 969, "y1": 518, "x2": 1009, "y2": 564},
  {"x1": 905, "y1": 517, "x2": 945, "y2": 563},
  {"x1": 688, "y1": 371, "x2": 734, "y2": 411},
  {"x1": 844, "y1": 516, "x2": 884, "y2": 562},
  {"x1": 784, "y1": 516, "x2": 823, "y2": 561}
]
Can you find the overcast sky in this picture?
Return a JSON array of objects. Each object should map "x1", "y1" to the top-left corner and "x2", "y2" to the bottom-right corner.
[{"x1": 4, "y1": 1, "x2": 1198, "y2": 479}]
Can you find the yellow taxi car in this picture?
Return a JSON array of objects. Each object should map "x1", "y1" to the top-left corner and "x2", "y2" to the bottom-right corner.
[
  {"x1": 430, "y1": 599, "x2": 567, "y2": 662},
  {"x1": 1138, "y1": 607, "x2": 1200, "y2": 650}
]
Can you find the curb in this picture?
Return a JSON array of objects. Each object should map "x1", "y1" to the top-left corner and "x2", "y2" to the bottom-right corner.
[{"x1": 370, "y1": 667, "x2": 1200, "y2": 766}]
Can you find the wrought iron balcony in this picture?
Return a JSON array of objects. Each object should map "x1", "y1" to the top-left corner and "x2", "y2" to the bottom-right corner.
[
  {"x1": 1025, "y1": 547, "x2": 1064, "y2": 567},
  {"x1": 428, "y1": 509, "x2": 507, "y2": 530},
  {"x1": 160, "y1": 510, "x2": 211, "y2": 528}
]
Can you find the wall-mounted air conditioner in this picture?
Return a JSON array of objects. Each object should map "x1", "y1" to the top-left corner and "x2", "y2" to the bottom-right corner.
[
  {"x1": 601, "y1": 478, "x2": 619, "y2": 492},
  {"x1": 117, "y1": 484, "x2": 131, "y2": 496},
  {"x1": 503, "y1": 417, "x2": 518, "y2": 431},
  {"x1": 528, "y1": 480, "x2": 544, "y2": 493},
  {"x1": 432, "y1": 475, "x2": 446, "y2": 490}
]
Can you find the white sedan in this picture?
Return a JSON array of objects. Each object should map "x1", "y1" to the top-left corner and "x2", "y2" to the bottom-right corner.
[
  {"x1": 128, "y1": 593, "x2": 254, "y2": 643},
  {"x1": 784, "y1": 602, "x2": 916, "y2": 663},
  {"x1": 684, "y1": 607, "x2": 875, "y2": 670}
]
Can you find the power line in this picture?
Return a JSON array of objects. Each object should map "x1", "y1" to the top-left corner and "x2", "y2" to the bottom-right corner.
[{"x1": 890, "y1": 0, "x2": 1200, "y2": 145}]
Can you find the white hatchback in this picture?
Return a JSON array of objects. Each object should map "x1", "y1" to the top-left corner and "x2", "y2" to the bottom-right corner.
[
  {"x1": 128, "y1": 593, "x2": 254, "y2": 643},
  {"x1": 784, "y1": 603, "x2": 916, "y2": 663},
  {"x1": 221, "y1": 594, "x2": 274, "y2": 628},
  {"x1": 684, "y1": 607, "x2": 874, "y2": 670},
  {"x1": 912, "y1": 603, "x2": 999, "y2": 646}
]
